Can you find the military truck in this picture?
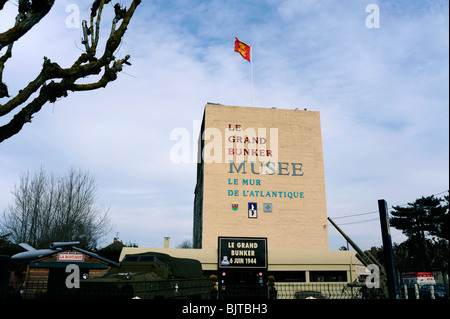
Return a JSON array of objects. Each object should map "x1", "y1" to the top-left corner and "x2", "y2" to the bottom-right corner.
[{"x1": 76, "y1": 251, "x2": 212, "y2": 299}]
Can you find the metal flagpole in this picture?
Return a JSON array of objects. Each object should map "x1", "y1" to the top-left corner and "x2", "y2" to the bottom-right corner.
[{"x1": 250, "y1": 45, "x2": 254, "y2": 107}]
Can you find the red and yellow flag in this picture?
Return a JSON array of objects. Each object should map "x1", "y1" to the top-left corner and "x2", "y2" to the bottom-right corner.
[{"x1": 234, "y1": 37, "x2": 251, "y2": 62}]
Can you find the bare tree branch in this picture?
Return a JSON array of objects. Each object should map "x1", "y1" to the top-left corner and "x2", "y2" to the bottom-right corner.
[
  {"x1": 1, "y1": 167, "x2": 112, "y2": 249},
  {"x1": 0, "y1": 0, "x2": 55, "y2": 50},
  {"x1": 0, "y1": 0, "x2": 141, "y2": 143},
  {"x1": 0, "y1": 0, "x2": 8, "y2": 10}
]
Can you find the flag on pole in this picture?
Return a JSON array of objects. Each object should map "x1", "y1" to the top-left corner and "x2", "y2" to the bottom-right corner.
[
  {"x1": 234, "y1": 37, "x2": 254, "y2": 106},
  {"x1": 234, "y1": 37, "x2": 251, "y2": 62}
]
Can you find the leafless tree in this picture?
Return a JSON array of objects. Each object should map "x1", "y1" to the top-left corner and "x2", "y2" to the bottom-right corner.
[
  {"x1": 1, "y1": 167, "x2": 112, "y2": 250},
  {"x1": 176, "y1": 240, "x2": 192, "y2": 249},
  {"x1": 0, "y1": 0, "x2": 141, "y2": 142}
]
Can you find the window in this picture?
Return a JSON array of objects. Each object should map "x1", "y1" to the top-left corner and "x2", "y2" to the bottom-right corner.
[
  {"x1": 123, "y1": 255, "x2": 139, "y2": 262},
  {"x1": 139, "y1": 256, "x2": 155, "y2": 262},
  {"x1": 123, "y1": 255, "x2": 167, "y2": 265},
  {"x1": 309, "y1": 271, "x2": 347, "y2": 282},
  {"x1": 154, "y1": 257, "x2": 166, "y2": 265},
  {"x1": 268, "y1": 271, "x2": 306, "y2": 282}
]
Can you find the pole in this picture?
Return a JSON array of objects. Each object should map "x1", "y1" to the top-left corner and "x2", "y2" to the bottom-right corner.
[
  {"x1": 250, "y1": 45, "x2": 254, "y2": 107},
  {"x1": 378, "y1": 199, "x2": 399, "y2": 299}
]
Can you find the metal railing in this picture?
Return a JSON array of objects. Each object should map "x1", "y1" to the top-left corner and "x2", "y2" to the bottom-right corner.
[
  {"x1": 18, "y1": 280, "x2": 449, "y2": 300},
  {"x1": 20, "y1": 280, "x2": 388, "y2": 299},
  {"x1": 271, "y1": 282, "x2": 386, "y2": 299},
  {"x1": 22, "y1": 278, "x2": 213, "y2": 299}
]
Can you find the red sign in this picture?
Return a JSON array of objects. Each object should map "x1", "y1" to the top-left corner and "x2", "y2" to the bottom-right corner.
[{"x1": 57, "y1": 252, "x2": 84, "y2": 262}]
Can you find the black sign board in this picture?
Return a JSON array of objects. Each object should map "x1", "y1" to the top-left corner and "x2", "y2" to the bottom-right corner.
[{"x1": 218, "y1": 237, "x2": 268, "y2": 269}]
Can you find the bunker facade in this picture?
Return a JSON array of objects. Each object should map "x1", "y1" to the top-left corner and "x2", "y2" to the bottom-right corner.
[{"x1": 193, "y1": 104, "x2": 329, "y2": 251}]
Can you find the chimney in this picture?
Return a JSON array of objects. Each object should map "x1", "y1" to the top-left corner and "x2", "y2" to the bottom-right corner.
[{"x1": 164, "y1": 237, "x2": 170, "y2": 248}]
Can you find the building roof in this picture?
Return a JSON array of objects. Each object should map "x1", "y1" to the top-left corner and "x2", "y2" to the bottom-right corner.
[
  {"x1": 72, "y1": 247, "x2": 119, "y2": 267},
  {"x1": 120, "y1": 247, "x2": 363, "y2": 272},
  {"x1": 28, "y1": 246, "x2": 119, "y2": 267}
]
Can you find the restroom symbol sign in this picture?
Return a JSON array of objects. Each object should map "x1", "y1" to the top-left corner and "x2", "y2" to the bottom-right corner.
[{"x1": 248, "y1": 202, "x2": 258, "y2": 219}]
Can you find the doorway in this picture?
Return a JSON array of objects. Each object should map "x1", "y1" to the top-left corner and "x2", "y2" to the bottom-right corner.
[{"x1": 218, "y1": 269, "x2": 267, "y2": 298}]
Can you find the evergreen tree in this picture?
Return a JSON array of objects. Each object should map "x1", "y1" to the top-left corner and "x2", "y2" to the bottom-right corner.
[
  {"x1": 390, "y1": 195, "x2": 447, "y2": 241},
  {"x1": 390, "y1": 193, "x2": 449, "y2": 271},
  {"x1": 433, "y1": 194, "x2": 449, "y2": 240}
]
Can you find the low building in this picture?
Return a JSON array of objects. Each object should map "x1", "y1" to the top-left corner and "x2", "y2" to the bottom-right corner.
[
  {"x1": 18, "y1": 245, "x2": 118, "y2": 298},
  {"x1": 120, "y1": 247, "x2": 364, "y2": 281},
  {"x1": 119, "y1": 247, "x2": 367, "y2": 298}
]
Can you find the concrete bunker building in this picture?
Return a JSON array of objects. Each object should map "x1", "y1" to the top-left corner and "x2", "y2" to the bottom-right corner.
[
  {"x1": 193, "y1": 103, "x2": 329, "y2": 251},
  {"x1": 121, "y1": 103, "x2": 366, "y2": 294}
]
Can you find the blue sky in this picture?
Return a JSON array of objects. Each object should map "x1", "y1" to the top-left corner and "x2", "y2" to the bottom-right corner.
[{"x1": 0, "y1": 0, "x2": 448, "y2": 250}]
